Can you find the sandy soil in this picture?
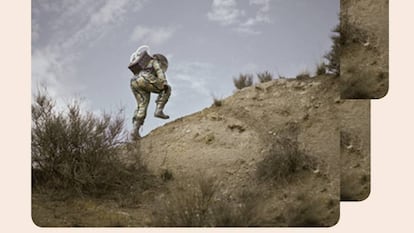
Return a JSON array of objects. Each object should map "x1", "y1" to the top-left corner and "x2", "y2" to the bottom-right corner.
[
  {"x1": 340, "y1": 0, "x2": 389, "y2": 99},
  {"x1": 137, "y1": 76, "x2": 341, "y2": 226}
]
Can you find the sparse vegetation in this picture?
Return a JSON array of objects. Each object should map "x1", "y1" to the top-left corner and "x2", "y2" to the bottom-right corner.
[
  {"x1": 32, "y1": 73, "x2": 343, "y2": 227},
  {"x1": 339, "y1": 1, "x2": 388, "y2": 98},
  {"x1": 340, "y1": 130, "x2": 370, "y2": 201},
  {"x1": 278, "y1": 74, "x2": 287, "y2": 79},
  {"x1": 340, "y1": 17, "x2": 371, "y2": 47},
  {"x1": 160, "y1": 169, "x2": 174, "y2": 182},
  {"x1": 316, "y1": 62, "x2": 327, "y2": 75},
  {"x1": 340, "y1": 173, "x2": 370, "y2": 201},
  {"x1": 256, "y1": 137, "x2": 319, "y2": 183},
  {"x1": 296, "y1": 70, "x2": 311, "y2": 80},
  {"x1": 285, "y1": 193, "x2": 337, "y2": 227},
  {"x1": 340, "y1": 71, "x2": 373, "y2": 99},
  {"x1": 212, "y1": 95, "x2": 223, "y2": 107},
  {"x1": 31, "y1": 91, "x2": 152, "y2": 198},
  {"x1": 233, "y1": 73, "x2": 253, "y2": 89},
  {"x1": 257, "y1": 71, "x2": 273, "y2": 83},
  {"x1": 324, "y1": 24, "x2": 341, "y2": 76},
  {"x1": 151, "y1": 177, "x2": 261, "y2": 227}
]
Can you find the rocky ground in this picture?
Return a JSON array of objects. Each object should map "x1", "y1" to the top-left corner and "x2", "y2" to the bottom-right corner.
[
  {"x1": 340, "y1": 0, "x2": 389, "y2": 99},
  {"x1": 338, "y1": 100, "x2": 370, "y2": 200},
  {"x1": 133, "y1": 75, "x2": 342, "y2": 226}
]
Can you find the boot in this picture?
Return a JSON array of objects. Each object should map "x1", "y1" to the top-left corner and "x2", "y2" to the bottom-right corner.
[
  {"x1": 154, "y1": 103, "x2": 169, "y2": 119},
  {"x1": 131, "y1": 121, "x2": 142, "y2": 140}
]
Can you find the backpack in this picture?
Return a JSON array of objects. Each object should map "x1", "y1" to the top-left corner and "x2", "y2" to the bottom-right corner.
[{"x1": 128, "y1": 47, "x2": 152, "y2": 75}]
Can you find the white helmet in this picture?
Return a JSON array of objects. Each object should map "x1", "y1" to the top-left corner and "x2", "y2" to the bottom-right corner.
[{"x1": 130, "y1": 45, "x2": 151, "y2": 63}]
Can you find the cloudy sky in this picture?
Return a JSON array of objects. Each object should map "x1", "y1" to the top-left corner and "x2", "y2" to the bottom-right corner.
[{"x1": 32, "y1": 0, "x2": 339, "y2": 136}]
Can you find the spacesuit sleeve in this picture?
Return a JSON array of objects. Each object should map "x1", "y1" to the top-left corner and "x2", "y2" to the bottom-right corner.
[{"x1": 153, "y1": 60, "x2": 167, "y2": 84}]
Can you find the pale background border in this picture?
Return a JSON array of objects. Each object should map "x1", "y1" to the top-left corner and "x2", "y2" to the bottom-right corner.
[{"x1": 1, "y1": 1, "x2": 413, "y2": 232}]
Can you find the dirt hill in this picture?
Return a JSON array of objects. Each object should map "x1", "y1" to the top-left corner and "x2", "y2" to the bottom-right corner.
[
  {"x1": 131, "y1": 75, "x2": 342, "y2": 226},
  {"x1": 32, "y1": 75, "x2": 370, "y2": 227}
]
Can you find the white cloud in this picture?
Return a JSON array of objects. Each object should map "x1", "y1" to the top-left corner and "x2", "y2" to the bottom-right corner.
[
  {"x1": 246, "y1": 0, "x2": 271, "y2": 24},
  {"x1": 32, "y1": 0, "x2": 148, "y2": 103},
  {"x1": 90, "y1": 0, "x2": 130, "y2": 24},
  {"x1": 61, "y1": 0, "x2": 138, "y2": 50},
  {"x1": 33, "y1": 0, "x2": 148, "y2": 53},
  {"x1": 250, "y1": 0, "x2": 270, "y2": 11},
  {"x1": 129, "y1": 25, "x2": 177, "y2": 46},
  {"x1": 207, "y1": 0, "x2": 272, "y2": 35},
  {"x1": 32, "y1": 50, "x2": 59, "y2": 95},
  {"x1": 31, "y1": 48, "x2": 79, "y2": 109},
  {"x1": 207, "y1": 0, "x2": 244, "y2": 26},
  {"x1": 235, "y1": 26, "x2": 261, "y2": 35},
  {"x1": 169, "y1": 62, "x2": 214, "y2": 96}
]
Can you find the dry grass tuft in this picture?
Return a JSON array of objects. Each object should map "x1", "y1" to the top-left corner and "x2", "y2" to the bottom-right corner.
[
  {"x1": 233, "y1": 73, "x2": 254, "y2": 90},
  {"x1": 257, "y1": 71, "x2": 273, "y2": 83},
  {"x1": 151, "y1": 176, "x2": 261, "y2": 227}
]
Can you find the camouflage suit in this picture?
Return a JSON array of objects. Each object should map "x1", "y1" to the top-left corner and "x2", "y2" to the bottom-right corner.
[{"x1": 130, "y1": 54, "x2": 171, "y2": 139}]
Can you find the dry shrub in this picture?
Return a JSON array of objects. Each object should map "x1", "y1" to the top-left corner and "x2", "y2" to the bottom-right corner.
[
  {"x1": 316, "y1": 62, "x2": 327, "y2": 76},
  {"x1": 213, "y1": 189, "x2": 261, "y2": 227},
  {"x1": 211, "y1": 96, "x2": 223, "y2": 107},
  {"x1": 340, "y1": 70, "x2": 377, "y2": 99},
  {"x1": 326, "y1": 18, "x2": 371, "y2": 77},
  {"x1": 296, "y1": 71, "x2": 311, "y2": 80},
  {"x1": 340, "y1": 17, "x2": 371, "y2": 47},
  {"x1": 151, "y1": 176, "x2": 260, "y2": 227},
  {"x1": 324, "y1": 24, "x2": 341, "y2": 76},
  {"x1": 151, "y1": 176, "x2": 217, "y2": 227},
  {"x1": 257, "y1": 71, "x2": 273, "y2": 83},
  {"x1": 31, "y1": 91, "x2": 152, "y2": 198},
  {"x1": 256, "y1": 124, "x2": 319, "y2": 183},
  {"x1": 233, "y1": 73, "x2": 253, "y2": 90}
]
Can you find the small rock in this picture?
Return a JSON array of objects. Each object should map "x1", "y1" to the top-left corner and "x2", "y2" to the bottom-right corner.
[
  {"x1": 334, "y1": 97, "x2": 341, "y2": 103},
  {"x1": 116, "y1": 211, "x2": 130, "y2": 217},
  {"x1": 255, "y1": 86, "x2": 264, "y2": 91},
  {"x1": 185, "y1": 129, "x2": 191, "y2": 133},
  {"x1": 353, "y1": 163, "x2": 361, "y2": 168}
]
